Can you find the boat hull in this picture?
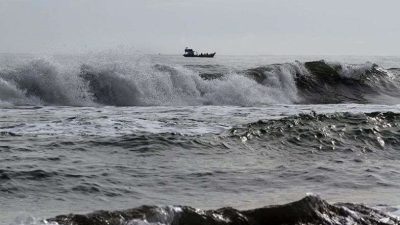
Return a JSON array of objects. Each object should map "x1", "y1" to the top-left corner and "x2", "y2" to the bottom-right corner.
[{"x1": 183, "y1": 53, "x2": 216, "y2": 58}]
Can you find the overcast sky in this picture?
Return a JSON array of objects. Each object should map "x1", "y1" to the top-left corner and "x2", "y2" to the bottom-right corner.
[{"x1": 0, "y1": 0, "x2": 399, "y2": 55}]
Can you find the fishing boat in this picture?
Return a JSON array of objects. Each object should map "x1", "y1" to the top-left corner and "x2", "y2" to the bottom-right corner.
[{"x1": 183, "y1": 48, "x2": 216, "y2": 58}]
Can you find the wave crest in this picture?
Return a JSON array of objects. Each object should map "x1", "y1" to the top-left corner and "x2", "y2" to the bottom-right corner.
[
  {"x1": 230, "y1": 112, "x2": 400, "y2": 152},
  {"x1": 0, "y1": 59, "x2": 91, "y2": 106},
  {"x1": 46, "y1": 195, "x2": 399, "y2": 225},
  {"x1": 0, "y1": 58, "x2": 399, "y2": 106}
]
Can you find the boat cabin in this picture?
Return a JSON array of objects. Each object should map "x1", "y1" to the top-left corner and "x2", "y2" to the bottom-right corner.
[
  {"x1": 183, "y1": 47, "x2": 216, "y2": 58},
  {"x1": 184, "y1": 48, "x2": 195, "y2": 56}
]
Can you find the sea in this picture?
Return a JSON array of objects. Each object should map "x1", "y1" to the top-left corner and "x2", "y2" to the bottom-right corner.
[{"x1": 0, "y1": 53, "x2": 400, "y2": 225}]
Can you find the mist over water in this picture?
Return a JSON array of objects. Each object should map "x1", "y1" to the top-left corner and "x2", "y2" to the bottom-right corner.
[{"x1": 1, "y1": 54, "x2": 400, "y2": 225}]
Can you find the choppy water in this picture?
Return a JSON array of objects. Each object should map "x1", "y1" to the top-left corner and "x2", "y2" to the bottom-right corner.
[{"x1": 1, "y1": 54, "x2": 400, "y2": 225}]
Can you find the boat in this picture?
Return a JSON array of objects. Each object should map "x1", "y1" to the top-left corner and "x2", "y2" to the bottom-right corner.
[{"x1": 183, "y1": 47, "x2": 216, "y2": 58}]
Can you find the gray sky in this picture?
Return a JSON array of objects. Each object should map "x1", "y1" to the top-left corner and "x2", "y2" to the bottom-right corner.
[{"x1": 0, "y1": 0, "x2": 399, "y2": 55}]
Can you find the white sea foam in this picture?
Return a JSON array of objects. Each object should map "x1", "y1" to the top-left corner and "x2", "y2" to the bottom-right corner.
[
  {"x1": 0, "y1": 54, "x2": 398, "y2": 107},
  {"x1": 0, "y1": 55, "x2": 315, "y2": 106}
]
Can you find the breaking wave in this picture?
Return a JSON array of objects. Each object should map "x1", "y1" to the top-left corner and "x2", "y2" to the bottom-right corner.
[
  {"x1": 0, "y1": 58, "x2": 399, "y2": 106},
  {"x1": 42, "y1": 195, "x2": 399, "y2": 225}
]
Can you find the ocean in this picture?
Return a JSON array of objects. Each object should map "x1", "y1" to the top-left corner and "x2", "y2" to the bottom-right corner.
[{"x1": 1, "y1": 53, "x2": 400, "y2": 225}]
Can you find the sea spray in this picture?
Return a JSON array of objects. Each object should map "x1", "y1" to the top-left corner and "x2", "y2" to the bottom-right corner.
[{"x1": 1, "y1": 56, "x2": 399, "y2": 106}]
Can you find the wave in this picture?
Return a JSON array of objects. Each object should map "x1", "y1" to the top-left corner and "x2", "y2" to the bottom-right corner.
[
  {"x1": 229, "y1": 112, "x2": 400, "y2": 152},
  {"x1": 89, "y1": 110, "x2": 400, "y2": 153},
  {"x1": 0, "y1": 58, "x2": 399, "y2": 106},
  {"x1": 0, "y1": 59, "x2": 92, "y2": 106},
  {"x1": 245, "y1": 61, "x2": 400, "y2": 104},
  {"x1": 44, "y1": 195, "x2": 399, "y2": 225}
]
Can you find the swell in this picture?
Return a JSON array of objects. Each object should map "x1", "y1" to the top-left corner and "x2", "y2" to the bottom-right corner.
[
  {"x1": 229, "y1": 111, "x2": 400, "y2": 153},
  {"x1": 89, "y1": 111, "x2": 400, "y2": 154},
  {"x1": 0, "y1": 59, "x2": 399, "y2": 106},
  {"x1": 47, "y1": 195, "x2": 399, "y2": 225}
]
